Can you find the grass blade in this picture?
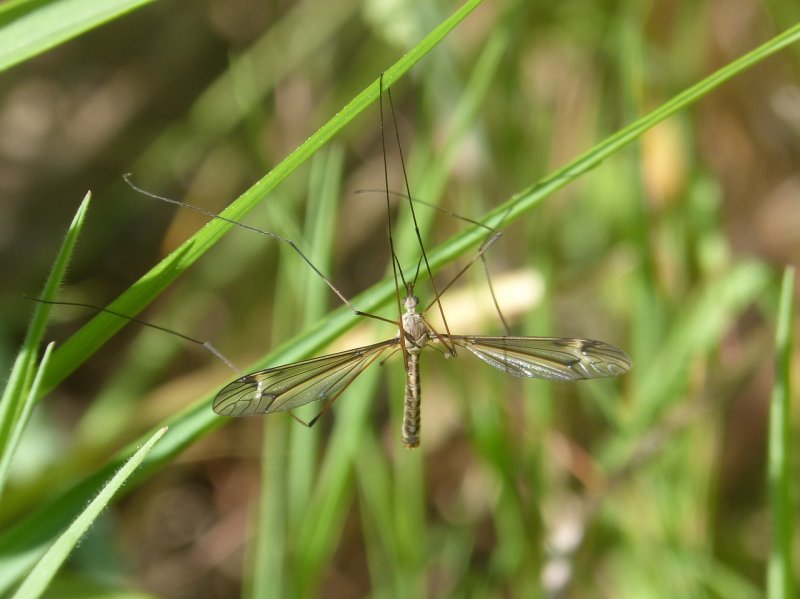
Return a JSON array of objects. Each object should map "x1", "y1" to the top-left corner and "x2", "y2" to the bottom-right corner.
[
  {"x1": 2, "y1": 14, "x2": 800, "y2": 595},
  {"x1": 0, "y1": 0, "x2": 157, "y2": 73},
  {"x1": 37, "y1": 0, "x2": 485, "y2": 398},
  {"x1": 0, "y1": 396, "x2": 216, "y2": 594},
  {"x1": 767, "y1": 266, "x2": 795, "y2": 599},
  {"x1": 0, "y1": 343, "x2": 54, "y2": 499},
  {"x1": 0, "y1": 192, "x2": 90, "y2": 497},
  {"x1": 10, "y1": 426, "x2": 167, "y2": 599}
]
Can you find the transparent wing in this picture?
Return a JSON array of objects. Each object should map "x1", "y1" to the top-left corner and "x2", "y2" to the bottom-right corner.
[
  {"x1": 449, "y1": 336, "x2": 631, "y2": 381},
  {"x1": 213, "y1": 339, "x2": 398, "y2": 417}
]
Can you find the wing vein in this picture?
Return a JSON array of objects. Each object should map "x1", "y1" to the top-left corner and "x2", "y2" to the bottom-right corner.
[
  {"x1": 213, "y1": 339, "x2": 397, "y2": 416},
  {"x1": 448, "y1": 335, "x2": 632, "y2": 381}
]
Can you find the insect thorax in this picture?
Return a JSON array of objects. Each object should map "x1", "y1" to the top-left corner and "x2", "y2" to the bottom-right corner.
[{"x1": 400, "y1": 296, "x2": 429, "y2": 353}]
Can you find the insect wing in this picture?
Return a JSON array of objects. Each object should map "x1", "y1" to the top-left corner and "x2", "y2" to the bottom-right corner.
[
  {"x1": 451, "y1": 336, "x2": 631, "y2": 380},
  {"x1": 213, "y1": 339, "x2": 397, "y2": 416}
]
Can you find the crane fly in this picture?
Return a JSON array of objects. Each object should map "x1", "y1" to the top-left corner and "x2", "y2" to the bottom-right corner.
[
  {"x1": 213, "y1": 282, "x2": 631, "y2": 447},
  {"x1": 115, "y1": 74, "x2": 632, "y2": 448},
  {"x1": 209, "y1": 75, "x2": 632, "y2": 448}
]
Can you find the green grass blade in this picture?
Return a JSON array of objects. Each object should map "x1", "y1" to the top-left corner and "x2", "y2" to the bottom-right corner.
[
  {"x1": 0, "y1": 396, "x2": 217, "y2": 595},
  {"x1": 38, "y1": 0, "x2": 485, "y2": 398},
  {"x1": 0, "y1": 342, "x2": 54, "y2": 500},
  {"x1": 249, "y1": 421, "x2": 287, "y2": 599},
  {"x1": 292, "y1": 367, "x2": 380, "y2": 598},
  {"x1": 249, "y1": 148, "x2": 344, "y2": 599},
  {"x1": 0, "y1": 0, "x2": 479, "y2": 580},
  {"x1": 10, "y1": 426, "x2": 167, "y2": 599},
  {"x1": 286, "y1": 150, "x2": 343, "y2": 525},
  {"x1": 463, "y1": 20, "x2": 800, "y2": 236},
  {"x1": 0, "y1": 192, "x2": 90, "y2": 491},
  {"x1": 3, "y1": 15, "x2": 800, "y2": 595},
  {"x1": 356, "y1": 434, "x2": 401, "y2": 593},
  {"x1": 0, "y1": 0, "x2": 157, "y2": 72},
  {"x1": 767, "y1": 267, "x2": 795, "y2": 599}
]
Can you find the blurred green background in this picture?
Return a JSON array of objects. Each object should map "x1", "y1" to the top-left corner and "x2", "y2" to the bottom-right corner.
[{"x1": 0, "y1": 0, "x2": 798, "y2": 597}]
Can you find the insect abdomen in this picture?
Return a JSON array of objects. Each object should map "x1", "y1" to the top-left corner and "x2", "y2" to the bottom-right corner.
[{"x1": 402, "y1": 353, "x2": 422, "y2": 448}]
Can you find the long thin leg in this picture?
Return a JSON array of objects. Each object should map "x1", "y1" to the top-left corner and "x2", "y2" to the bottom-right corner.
[
  {"x1": 384, "y1": 85, "x2": 454, "y2": 347},
  {"x1": 355, "y1": 188, "x2": 514, "y2": 334},
  {"x1": 123, "y1": 174, "x2": 398, "y2": 328},
  {"x1": 27, "y1": 297, "x2": 242, "y2": 375}
]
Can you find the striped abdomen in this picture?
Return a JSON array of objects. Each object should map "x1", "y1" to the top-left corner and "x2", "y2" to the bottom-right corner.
[{"x1": 401, "y1": 351, "x2": 421, "y2": 448}]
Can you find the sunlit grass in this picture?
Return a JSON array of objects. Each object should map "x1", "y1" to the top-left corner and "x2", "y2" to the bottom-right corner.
[{"x1": 0, "y1": 1, "x2": 798, "y2": 597}]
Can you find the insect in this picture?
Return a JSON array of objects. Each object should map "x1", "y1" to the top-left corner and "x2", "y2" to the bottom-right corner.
[
  {"x1": 213, "y1": 282, "x2": 631, "y2": 448},
  {"x1": 206, "y1": 77, "x2": 632, "y2": 448},
  {"x1": 100, "y1": 76, "x2": 632, "y2": 448}
]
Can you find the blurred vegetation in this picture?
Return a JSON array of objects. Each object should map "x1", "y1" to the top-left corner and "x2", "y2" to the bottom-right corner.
[{"x1": 0, "y1": 0, "x2": 798, "y2": 597}]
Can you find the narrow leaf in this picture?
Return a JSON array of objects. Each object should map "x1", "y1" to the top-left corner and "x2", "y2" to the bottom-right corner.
[
  {"x1": 10, "y1": 426, "x2": 168, "y2": 599},
  {"x1": 767, "y1": 267, "x2": 795, "y2": 599},
  {"x1": 0, "y1": 0, "x2": 157, "y2": 73}
]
